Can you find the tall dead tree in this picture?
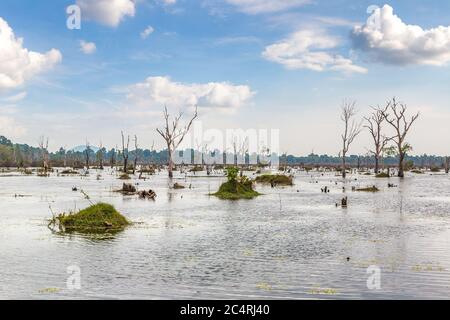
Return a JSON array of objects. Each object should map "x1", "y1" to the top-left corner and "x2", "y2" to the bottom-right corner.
[
  {"x1": 364, "y1": 106, "x2": 391, "y2": 174},
  {"x1": 444, "y1": 157, "x2": 450, "y2": 174},
  {"x1": 340, "y1": 100, "x2": 362, "y2": 178},
  {"x1": 133, "y1": 135, "x2": 138, "y2": 175},
  {"x1": 156, "y1": 106, "x2": 198, "y2": 178},
  {"x1": 38, "y1": 136, "x2": 49, "y2": 171},
  {"x1": 381, "y1": 98, "x2": 419, "y2": 178},
  {"x1": 111, "y1": 145, "x2": 117, "y2": 169},
  {"x1": 121, "y1": 131, "x2": 130, "y2": 173},
  {"x1": 85, "y1": 140, "x2": 90, "y2": 169},
  {"x1": 98, "y1": 141, "x2": 104, "y2": 170}
]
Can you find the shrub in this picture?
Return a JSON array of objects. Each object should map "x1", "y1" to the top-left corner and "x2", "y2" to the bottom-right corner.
[
  {"x1": 51, "y1": 203, "x2": 129, "y2": 233},
  {"x1": 255, "y1": 174, "x2": 293, "y2": 186}
]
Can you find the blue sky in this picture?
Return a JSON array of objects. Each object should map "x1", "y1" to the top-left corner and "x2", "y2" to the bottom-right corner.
[{"x1": 1, "y1": 0, "x2": 450, "y2": 155}]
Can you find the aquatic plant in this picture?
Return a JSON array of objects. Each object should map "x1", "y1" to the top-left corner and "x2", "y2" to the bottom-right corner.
[
  {"x1": 355, "y1": 186, "x2": 380, "y2": 192},
  {"x1": 255, "y1": 174, "x2": 293, "y2": 186},
  {"x1": 213, "y1": 167, "x2": 260, "y2": 200},
  {"x1": 50, "y1": 203, "x2": 129, "y2": 233},
  {"x1": 375, "y1": 172, "x2": 390, "y2": 178}
]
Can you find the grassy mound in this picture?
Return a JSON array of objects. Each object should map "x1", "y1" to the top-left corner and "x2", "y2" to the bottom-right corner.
[
  {"x1": 255, "y1": 174, "x2": 293, "y2": 186},
  {"x1": 355, "y1": 186, "x2": 380, "y2": 192},
  {"x1": 51, "y1": 203, "x2": 129, "y2": 233},
  {"x1": 411, "y1": 170, "x2": 424, "y2": 174},
  {"x1": 213, "y1": 180, "x2": 260, "y2": 200},
  {"x1": 375, "y1": 172, "x2": 390, "y2": 178},
  {"x1": 118, "y1": 173, "x2": 131, "y2": 180}
]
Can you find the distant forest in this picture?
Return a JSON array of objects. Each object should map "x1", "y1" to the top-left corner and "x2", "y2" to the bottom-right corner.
[{"x1": 0, "y1": 135, "x2": 447, "y2": 169}]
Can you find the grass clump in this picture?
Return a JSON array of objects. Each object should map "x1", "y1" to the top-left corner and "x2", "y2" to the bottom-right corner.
[
  {"x1": 255, "y1": 174, "x2": 293, "y2": 186},
  {"x1": 411, "y1": 169, "x2": 424, "y2": 174},
  {"x1": 50, "y1": 203, "x2": 129, "y2": 233},
  {"x1": 213, "y1": 167, "x2": 260, "y2": 200},
  {"x1": 355, "y1": 186, "x2": 380, "y2": 192},
  {"x1": 375, "y1": 172, "x2": 390, "y2": 178},
  {"x1": 118, "y1": 173, "x2": 131, "y2": 180}
]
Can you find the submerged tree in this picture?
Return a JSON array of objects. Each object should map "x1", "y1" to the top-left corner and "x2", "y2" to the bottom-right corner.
[
  {"x1": 444, "y1": 157, "x2": 450, "y2": 174},
  {"x1": 364, "y1": 106, "x2": 391, "y2": 174},
  {"x1": 133, "y1": 135, "x2": 138, "y2": 175},
  {"x1": 38, "y1": 136, "x2": 49, "y2": 171},
  {"x1": 156, "y1": 106, "x2": 198, "y2": 178},
  {"x1": 381, "y1": 98, "x2": 419, "y2": 178},
  {"x1": 85, "y1": 140, "x2": 91, "y2": 169},
  {"x1": 340, "y1": 100, "x2": 362, "y2": 178},
  {"x1": 97, "y1": 141, "x2": 104, "y2": 170},
  {"x1": 121, "y1": 131, "x2": 130, "y2": 173}
]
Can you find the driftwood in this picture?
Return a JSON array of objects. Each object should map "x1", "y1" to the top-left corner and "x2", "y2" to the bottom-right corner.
[{"x1": 139, "y1": 189, "x2": 157, "y2": 200}]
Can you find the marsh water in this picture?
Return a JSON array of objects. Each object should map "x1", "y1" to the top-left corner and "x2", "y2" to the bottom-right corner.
[{"x1": 1, "y1": 168, "x2": 450, "y2": 300}]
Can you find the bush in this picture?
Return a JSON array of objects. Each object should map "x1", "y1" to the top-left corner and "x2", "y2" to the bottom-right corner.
[
  {"x1": 375, "y1": 172, "x2": 390, "y2": 178},
  {"x1": 255, "y1": 174, "x2": 293, "y2": 186},
  {"x1": 213, "y1": 167, "x2": 260, "y2": 200},
  {"x1": 51, "y1": 203, "x2": 129, "y2": 233},
  {"x1": 355, "y1": 186, "x2": 380, "y2": 192}
]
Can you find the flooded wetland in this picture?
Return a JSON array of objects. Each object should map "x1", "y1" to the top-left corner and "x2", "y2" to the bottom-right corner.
[{"x1": 1, "y1": 168, "x2": 450, "y2": 300}]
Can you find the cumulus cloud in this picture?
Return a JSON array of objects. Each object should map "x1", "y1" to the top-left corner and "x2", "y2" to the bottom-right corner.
[
  {"x1": 76, "y1": 0, "x2": 135, "y2": 27},
  {"x1": 140, "y1": 26, "x2": 154, "y2": 39},
  {"x1": 0, "y1": 18, "x2": 62, "y2": 91},
  {"x1": 262, "y1": 29, "x2": 367, "y2": 74},
  {"x1": 225, "y1": 0, "x2": 310, "y2": 14},
  {"x1": 352, "y1": 4, "x2": 450, "y2": 66},
  {"x1": 0, "y1": 116, "x2": 26, "y2": 138},
  {"x1": 127, "y1": 76, "x2": 255, "y2": 111},
  {"x1": 79, "y1": 40, "x2": 96, "y2": 54}
]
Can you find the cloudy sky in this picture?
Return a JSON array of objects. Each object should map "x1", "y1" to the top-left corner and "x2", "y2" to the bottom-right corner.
[{"x1": 1, "y1": 0, "x2": 450, "y2": 155}]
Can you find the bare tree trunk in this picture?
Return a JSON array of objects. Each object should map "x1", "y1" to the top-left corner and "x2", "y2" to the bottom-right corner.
[
  {"x1": 342, "y1": 153, "x2": 346, "y2": 179},
  {"x1": 398, "y1": 152, "x2": 405, "y2": 178},
  {"x1": 374, "y1": 155, "x2": 379, "y2": 174},
  {"x1": 445, "y1": 157, "x2": 450, "y2": 174}
]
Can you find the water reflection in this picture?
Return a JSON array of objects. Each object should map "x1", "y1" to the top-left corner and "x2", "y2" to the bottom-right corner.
[{"x1": 1, "y1": 169, "x2": 450, "y2": 299}]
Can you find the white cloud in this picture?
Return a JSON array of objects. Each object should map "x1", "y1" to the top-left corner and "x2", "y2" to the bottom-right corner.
[
  {"x1": 352, "y1": 4, "x2": 450, "y2": 66},
  {"x1": 76, "y1": 0, "x2": 135, "y2": 27},
  {"x1": 2, "y1": 91, "x2": 27, "y2": 103},
  {"x1": 0, "y1": 116, "x2": 26, "y2": 138},
  {"x1": 0, "y1": 17, "x2": 62, "y2": 91},
  {"x1": 225, "y1": 0, "x2": 310, "y2": 14},
  {"x1": 262, "y1": 29, "x2": 367, "y2": 74},
  {"x1": 127, "y1": 76, "x2": 255, "y2": 111},
  {"x1": 141, "y1": 26, "x2": 155, "y2": 39},
  {"x1": 161, "y1": 0, "x2": 177, "y2": 4},
  {"x1": 79, "y1": 40, "x2": 96, "y2": 54}
]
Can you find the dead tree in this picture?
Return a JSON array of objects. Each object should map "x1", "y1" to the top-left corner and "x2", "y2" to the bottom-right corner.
[
  {"x1": 156, "y1": 106, "x2": 198, "y2": 178},
  {"x1": 445, "y1": 157, "x2": 450, "y2": 174},
  {"x1": 340, "y1": 100, "x2": 362, "y2": 178},
  {"x1": 111, "y1": 145, "x2": 117, "y2": 169},
  {"x1": 121, "y1": 131, "x2": 130, "y2": 173},
  {"x1": 85, "y1": 140, "x2": 90, "y2": 169},
  {"x1": 381, "y1": 98, "x2": 419, "y2": 178},
  {"x1": 133, "y1": 135, "x2": 138, "y2": 175},
  {"x1": 98, "y1": 141, "x2": 104, "y2": 170},
  {"x1": 364, "y1": 106, "x2": 391, "y2": 174},
  {"x1": 38, "y1": 136, "x2": 49, "y2": 171}
]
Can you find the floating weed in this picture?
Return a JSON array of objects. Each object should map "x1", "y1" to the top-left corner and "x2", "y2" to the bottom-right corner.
[
  {"x1": 411, "y1": 263, "x2": 446, "y2": 272},
  {"x1": 309, "y1": 287, "x2": 338, "y2": 295},
  {"x1": 38, "y1": 287, "x2": 60, "y2": 294},
  {"x1": 243, "y1": 249, "x2": 254, "y2": 257},
  {"x1": 256, "y1": 283, "x2": 272, "y2": 291}
]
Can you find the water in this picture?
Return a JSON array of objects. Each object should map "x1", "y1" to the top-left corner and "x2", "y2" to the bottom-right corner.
[{"x1": 1, "y1": 168, "x2": 450, "y2": 299}]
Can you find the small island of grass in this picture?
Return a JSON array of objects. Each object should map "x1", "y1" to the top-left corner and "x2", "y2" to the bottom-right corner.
[
  {"x1": 375, "y1": 172, "x2": 390, "y2": 178},
  {"x1": 255, "y1": 174, "x2": 293, "y2": 186},
  {"x1": 213, "y1": 167, "x2": 260, "y2": 200},
  {"x1": 355, "y1": 186, "x2": 380, "y2": 192},
  {"x1": 50, "y1": 203, "x2": 130, "y2": 233}
]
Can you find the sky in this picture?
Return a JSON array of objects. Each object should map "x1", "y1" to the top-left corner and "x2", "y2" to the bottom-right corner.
[{"x1": 1, "y1": 0, "x2": 450, "y2": 156}]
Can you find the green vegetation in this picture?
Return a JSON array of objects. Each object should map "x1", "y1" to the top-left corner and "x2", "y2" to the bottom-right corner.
[
  {"x1": 119, "y1": 173, "x2": 131, "y2": 180},
  {"x1": 430, "y1": 167, "x2": 441, "y2": 173},
  {"x1": 355, "y1": 186, "x2": 380, "y2": 192},
  {"x1": 375, "y1": 172, "x2": 390, "y2": 178},
  {"x1": 213, "y1": 167, "x2": 260, "y2": 200},
  {"x1": 255, "y1": 174, "x2": 293, "y2": 186},
  {"x1": 173, "y1": 183, "x2": 185, "y2": 189},
  {"x1": 411, "y1": 170, "x2": 424, "y2": 174},
  {"x1": 50, "y1": 203, "x2": 129, "y2": 233}
]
